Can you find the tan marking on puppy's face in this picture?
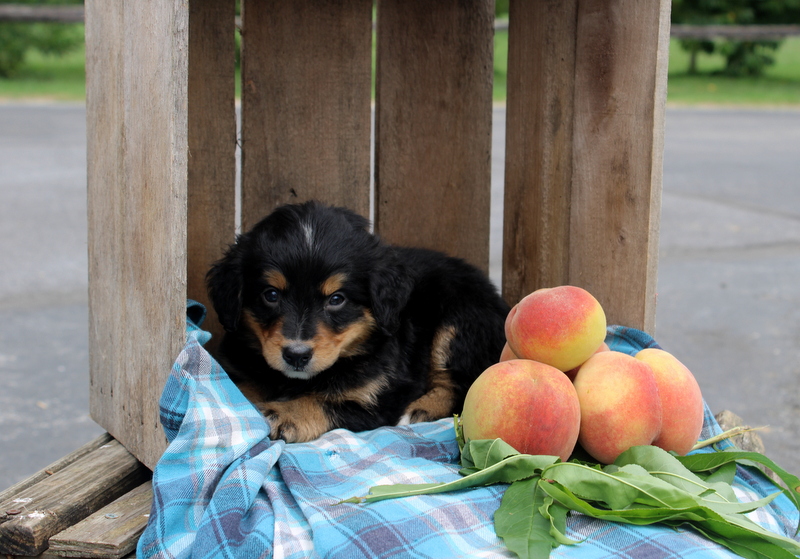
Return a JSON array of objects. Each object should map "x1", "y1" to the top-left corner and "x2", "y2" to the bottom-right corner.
[
  {"x1": 243, "y1": 311, "x2": 288, "y2": 370},
  {"x1": 263, "y1": 270, "x2": 288, "y2": 290},
  {"x1": 243, "y1": 310, "x2": 376, "y2": 379},
  {"x1": 310, "y1": 310, "x2": 377, "y2": 369},
  {"x1": 256, "y1": 395, "x2": 332, "y2": 442},
  {"x1": 320, "y1": 273, "x2": 347, "y2": 297}
]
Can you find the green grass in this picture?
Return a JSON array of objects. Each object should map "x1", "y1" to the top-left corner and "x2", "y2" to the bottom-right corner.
[
  {"x1": 0, "y1": 44, "x2": 85, "y2": 101},
  {"x1": 2, "y1": 31, "x2": 798, "y2": 106},
  {"x1": 665, "y1": 37, "x2": 800, "y2": 105}
]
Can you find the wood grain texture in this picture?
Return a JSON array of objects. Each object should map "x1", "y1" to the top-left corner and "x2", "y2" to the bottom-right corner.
[
  {"x1": 569, "y1": 0, "x2": 669, "y2": 333},
  {"x1": 240, "y1": 0, "x2": 372, "y2": 229},
  {"x1": 502, "y1": 0, "x2": 579, "y2": 303},
  {"x1": 0, "y1": 440, "x2": 149, "y2": 556},
  {"x1": 374, "y1": 0, "x2": 494, "y2": 272},
  {"x1": 0, "y1": 434, "x2": 113, "y2": 506},
  {"x1": 48, "y1": 481, "x2": 152, "y2": 558},
  {"x1": 86, "y1": 0, "x2": 189, "y2": 469},
  {"x1": 187, "y1": 0, "x2": 237, "y2": 352},
  {"x1": 502, "y1": 0, "x2": 669, "y2": 334}
]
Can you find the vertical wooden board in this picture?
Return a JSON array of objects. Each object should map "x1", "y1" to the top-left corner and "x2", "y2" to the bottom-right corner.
[
  {"x1": 87, "y1": 0, "x2": 189, "y2": 469},
  {"x1": 569, "y1": 0, "x2": 669, "y2": 333},
  {"x1": 187, "y1": 0, "x2": 237, "y2": 351},
  {"x1": 85, "y1": 0, "x2": 126, "y2": 465},
  {"x1": 501, "y1": 0, "x2": 579, "y2": 306},
  {"x1": 240, "y1": 0, "x2": 372, "y2": 229},
  {"x1": 374, "y1": 0, "x2": 494, "y2": 272}
]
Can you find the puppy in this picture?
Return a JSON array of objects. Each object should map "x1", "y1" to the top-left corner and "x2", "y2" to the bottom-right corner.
[{"x1": 207, "y1": 201, "x2": 510, "y2": 443}]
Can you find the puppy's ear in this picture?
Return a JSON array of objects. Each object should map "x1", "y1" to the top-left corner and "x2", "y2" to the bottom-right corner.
[
  {"x1": 206, "y1": 243, "x2": 245, "y2": 333},
  {"x1": 370, "y1": 249, "x2": 414, "y2": 336}
]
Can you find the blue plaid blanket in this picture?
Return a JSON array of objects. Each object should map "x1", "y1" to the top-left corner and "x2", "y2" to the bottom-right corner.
[{"x1": 137, "y1": 301, "x2": 799, "y2": 559}]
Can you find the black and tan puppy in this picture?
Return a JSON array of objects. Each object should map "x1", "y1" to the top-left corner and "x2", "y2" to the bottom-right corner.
[{"x1": 207, "y1": 201, "x2": 509, "y2": 443}]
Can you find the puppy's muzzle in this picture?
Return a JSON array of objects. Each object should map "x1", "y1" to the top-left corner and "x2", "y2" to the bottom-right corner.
[{"x1": 282, "y1": 343, "x2": 313, "y2": 371}]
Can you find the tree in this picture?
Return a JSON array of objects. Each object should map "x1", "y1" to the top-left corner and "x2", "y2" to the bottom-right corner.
[
  {"x1": 671, "y1": 0, "x2": 800, "y2": 76},
  {"x1": 0, "y1": 0, "x2": 84, "y2": 78}
]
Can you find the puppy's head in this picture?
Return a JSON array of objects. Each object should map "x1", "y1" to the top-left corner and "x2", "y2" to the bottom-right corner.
[{"x1": 207, "y1": 201, "x2": 413, "y2": 380}]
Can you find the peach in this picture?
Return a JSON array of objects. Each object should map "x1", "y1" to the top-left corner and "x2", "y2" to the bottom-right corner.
[
  {"x1": 635, "y1": 348, "x2": 704, "y2": 455},
  {"x1": 564, "y1": 342, "x2": 610, "y2": 381},
  {"x1": 461, "y1": 360, "x2": 581, "y2": 461},
  {"x1": 505, "y1": 286, "x2": 607, "y2": 372},
  {"x1": 573, "y1": 351, "x2": 662, "y2": 464},
  {"x1": 498, "y1": 342, "x2": 517, "y2": 362}
]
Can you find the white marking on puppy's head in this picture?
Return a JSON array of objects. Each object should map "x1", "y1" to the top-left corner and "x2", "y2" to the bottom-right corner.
[{"x1": 301, "y1": 220, "x2": 315, "y2": 251}]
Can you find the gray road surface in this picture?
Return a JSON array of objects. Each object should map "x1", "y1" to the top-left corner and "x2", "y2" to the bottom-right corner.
[{"x1": 1, "y1": 103, "x2": 799, "y2": 491}]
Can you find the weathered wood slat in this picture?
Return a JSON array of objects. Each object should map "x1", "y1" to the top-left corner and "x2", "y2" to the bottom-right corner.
[
  {"x1": 568, "y1": 0, "x2": 669, "y2": 333},
  {"x1": 671, "y1": 24, "x2": 800, "y2": 40},
  {"x1": 86, "y1": 0, "x2": 188, "y2": 469},
  {"x1": 47, "y1": 481, "x2": 152, "y2": 559},
  {"x1": 0, "y1": 5, "x2": 85, "y2": 23},
  {"x1": 240, "y1": 0, "x2": 373, "y2": 228},
  {"x1": 502, "y1": 0, "x2": 668, "y2": 334},
  {"x1": 502, "y1": 0, "x2": 579, "y2": 304},
  {"x1": 374, "y1": 0, "x2": 494, "y2": 272},
  {"x1": 0, "y1": 434, "x2": 113, "y2": 507},
  {"x1": 187, "y1": 0, "x2": 237, "y2": 352},
  {"x1": 0, "y1": 440, "x2": 149, "y2": 557}
]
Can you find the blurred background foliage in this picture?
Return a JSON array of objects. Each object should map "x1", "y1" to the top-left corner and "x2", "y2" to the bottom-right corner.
[
  {"x1": 495, "y1": 0, "x2": 800, "y2": 77},
  {"x1": 0, "y1": 0, "x2": 797, "y2": 102},
  {"x1": 671, "y1": 0, "x2": 800, "y2": 75},
  {"x1": 0, "y1": 0, "x2": 83, "y2": 77}
]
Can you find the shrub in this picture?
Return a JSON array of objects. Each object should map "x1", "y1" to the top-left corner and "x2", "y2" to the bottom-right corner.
[{"x1": 0, "y1": 0, "x2": 84, "y2": 78}]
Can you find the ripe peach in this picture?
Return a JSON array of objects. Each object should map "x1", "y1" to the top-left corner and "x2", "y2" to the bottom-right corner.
[
  {"x1": 564, "y1": 342, "x2": 610, "y2": 381},
  {"x1": 498, "y1": 342, "x2": 517, "y2": 362},
  {"x1": 505, "y1": 286, "x2": 607, "y2": 372},
  {"x1": 573, "y1": 351, "x2": 662, "y2": 464},
  {"x1": 635, "y1": 348, "x2": 704, "y2": 455},
  {"x1": 461, "y1": 360, "x2": 581, "y2": 461}
]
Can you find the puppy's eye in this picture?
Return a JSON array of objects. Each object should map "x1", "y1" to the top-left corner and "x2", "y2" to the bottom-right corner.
[
  {"x1": 327, "y1": 293, "x2": 346, "y2": 309},
  {"x1": 262, "y1": 288, "x2": 280, "y2": 305}
]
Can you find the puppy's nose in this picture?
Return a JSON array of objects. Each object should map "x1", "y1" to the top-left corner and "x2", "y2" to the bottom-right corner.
[{"x1": 282, "y1": 344, "x2": 313, "y2": 370}]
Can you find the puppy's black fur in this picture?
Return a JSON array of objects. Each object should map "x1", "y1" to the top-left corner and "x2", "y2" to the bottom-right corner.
[{"x1": 207, "y1": 201, "x2": 509, "y2": 442}]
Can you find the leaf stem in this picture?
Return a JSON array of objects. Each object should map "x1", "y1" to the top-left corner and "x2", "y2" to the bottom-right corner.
[{"x1": 691, "y1": 426, "x2": 767, "y2": 451}]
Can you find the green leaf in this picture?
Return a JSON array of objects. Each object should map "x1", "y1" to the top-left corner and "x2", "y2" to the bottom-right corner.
[
  {"x1": 677, "y1": 449, "x2": 800, "y2": 533},
  {"x1": 494, "y1": 478, "x2": 555, "y2": 559},
  {"x1": 702, "y1": 461, "x2": 737, "y2": 486},
  {"x1": 538, "y1": 479, "x2": 800, "y2": 559},
  {"x1": 461, "y1": 438, "x2": 526, "y2": 472},
  {"x1": 691, "y1": 520, "x2": 800, "y2": 559},
  {"x1": 693, "y1": 515, "x2": 800, "y2": 559},
  {"x1": 359, "y1": 451, "x2": 558, "y2": 504},
  {"x1": 337, "y1": 436, "x2": 800, "y2": 559},
  {"x1": 540, "y1": 495, "x2": 580, "y2": 546},
  {"x1": 542, "y1": 461, "x2": 699, "y2": 510},
  {"x1": 614, "y1": 445, "x2": 737, "y2": 504},
  {"x1": 538, "y1": 481, "x2": 703, "y2": 526}
]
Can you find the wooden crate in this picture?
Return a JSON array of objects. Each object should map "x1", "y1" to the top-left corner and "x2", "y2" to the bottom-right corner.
[{"x1": 84, "y1": 0, "x2": 670, "y2": 471}]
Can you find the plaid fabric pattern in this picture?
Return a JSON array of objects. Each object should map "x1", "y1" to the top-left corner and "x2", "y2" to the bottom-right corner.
[{"x1": 137, "y1": 303, "x2": 799, "y2": 559}]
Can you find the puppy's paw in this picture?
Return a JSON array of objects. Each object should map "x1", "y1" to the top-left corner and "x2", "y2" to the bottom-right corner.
[
  {"x1": 398, "y1": 407, "x2": 440, "y2": 425},
  {"x1": 400, "y1": 385, "x2": 456, "y2": 425},
  {"x1": 255, "y1": 397, "x2": 331, "y2": 443}
]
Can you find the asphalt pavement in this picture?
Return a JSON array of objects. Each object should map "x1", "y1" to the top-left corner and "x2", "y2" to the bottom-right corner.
[{"x1": 1, "y1": 103, "x2": 799, "y2": 491}]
